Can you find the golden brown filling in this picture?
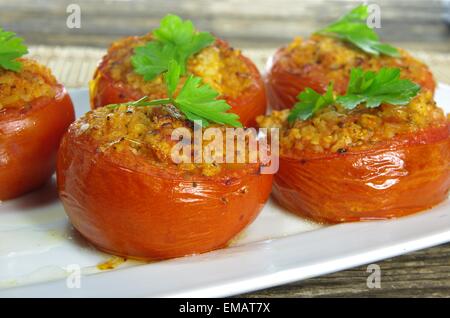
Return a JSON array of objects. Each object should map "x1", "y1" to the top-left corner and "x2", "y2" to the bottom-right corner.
[
  {"x1": 0, "y1": 58, "x2": 57, "y2": 110},
  {"x1": 100, "y1": 33, "x2": 253, "y2": 99},
  {"x1": 74, "y1": 105, "x2": 259, "y2": 176},
  {"x1": 279, "y1": 35, "x2": 433, "y2": 89},
  {"x1": 257, "y1": 91, "x2": 447, "y2": 154}
]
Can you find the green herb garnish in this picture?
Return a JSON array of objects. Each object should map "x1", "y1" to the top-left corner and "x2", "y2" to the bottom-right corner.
[
  {"x1": 288, "y1": 67, "x2": 420, "y2": 122},
  {"x1": 0, "y1": 28, "x2": 28, "y2": 72},
  {"x1": 110, "y1": 60, "x2": 242, "y2": 128},
  {"x1": 131, "y1": 14, "x2": 215, "y2": 81},
  {"x1": 336, "y1": 67, "x2": 421, "y2": 109},
  {"x1": 288, "y1": 83, "x2": 335, "y2": 122},
  {"x1": 316, "y1": 5, "x2": 400, "y2": 57},
  {"x1": 165, "y1": 61, "x2": 242, "y2": 127}
]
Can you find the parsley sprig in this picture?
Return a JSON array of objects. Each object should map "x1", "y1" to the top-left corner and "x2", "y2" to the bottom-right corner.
[
  {"x1": 0, "y1": 28, "x2": 28, "y2": 72},
  {"x1": 165, "y1": 61, "x2": 242, "y2": 127},
  {"x1": 316, "y1": 5, "x2": 400, "y2": 57},
  {"x1": 288, "y1": 67, "x2": 421, "y2": 122},
  {"x1": 107, "y1": 96, "x2": 169, "y2": 109},
  {"x1": 110, "y1": 60, "x2": 242, "y2": 128},
  {"x1": 336, "y1": 67, "x2": 421, "y2": 109},
  {"x1": 288, "y1": 83, "x2": 335, "y2": 122},
  {"x1": 131, "y1": 14, "x2": 215, "y2": 81}
]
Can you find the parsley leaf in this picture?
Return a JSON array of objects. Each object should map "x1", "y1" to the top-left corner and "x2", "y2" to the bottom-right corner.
[
  {"x1": 0, "y1": 28, "x2": 28, "y2": 72},
  {"x1": 288, "y1": 83, "x2": 335, "y2": 122},
  {"x1": 288, "y1": 67, "x2": 421, "y2": 122},
  {"x1": 316, "y1": 5, "x2": 400, "y2": 57},
  {"x1": 167, "y1": 60, "x2": 242, "y2": 127},
  {"x1": 131, "y1": 14, "x2": 215, "y2": 81},
  {"x1": 336, "y1": 67, "x2": 421, "y2": 109},
  {"x1": 132, "y1": 42, "x2": 175, "y2": 81}
]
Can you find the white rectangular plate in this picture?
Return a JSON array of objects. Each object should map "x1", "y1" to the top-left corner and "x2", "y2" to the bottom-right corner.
[{"x1": 0, "y1": 85, "x2": 449, "y2": 298}]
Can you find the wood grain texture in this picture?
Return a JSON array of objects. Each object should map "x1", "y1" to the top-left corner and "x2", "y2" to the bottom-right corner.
[
  {"x1": 1, "y1": 0, "x2": 450, "y2": 51},
  {"x1": 2, "y1": 0, "x2": 450, "y2": 298},
  {"x1": 240, "y1": 244, "x2": 450, "y2": 298}
]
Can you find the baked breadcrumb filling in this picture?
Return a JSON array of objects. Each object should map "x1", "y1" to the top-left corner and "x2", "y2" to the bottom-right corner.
[
  {"x1": 0, "y1": 58, "x2": 57, "y2": 110},
  {"x1": 99, "y1": 33, "x2": 253, "y2": 100},
  {"x1": 257, "y1": 91, "x2": 447, "y2": 154},
  {"x1": 278, "y1": 35, "x2": 433, "y2": 91},
  {"x1": 73, "y1": 105, "x2": 259, "y2": 176}
]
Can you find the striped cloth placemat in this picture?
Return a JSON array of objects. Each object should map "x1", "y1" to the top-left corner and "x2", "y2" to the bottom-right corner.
[{"x1": 28, "y1": 45, "x2": 450, "y2": 89}]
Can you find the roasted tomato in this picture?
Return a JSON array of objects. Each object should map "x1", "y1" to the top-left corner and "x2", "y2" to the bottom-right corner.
[
  {"x1": 57, "y1": 105, "x2": 273, "y2": 260},
  {"x1": 90, "y1": 35, "x2": 267, "y2": 127},
  {"x1": 266, "y1": 35, "x2": 436, "y2": 110},
  {"x1": 0, "y1": 59, "x2": 75, "y2": 200},
  {"x1": 257, "y1": 92, "x2": 449, "y2": 223}
]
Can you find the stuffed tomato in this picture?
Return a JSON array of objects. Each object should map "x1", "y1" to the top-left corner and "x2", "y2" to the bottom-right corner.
[
  {"x1": 0, "y1": 59, "x2": 74, "y2": 200},
  {"x1": 267, "y1": 35, "x2": 435, "y2": 111},
  {"x1": 57, "y1": 105, "x2": 273, "y2": 260},
  {"x1": 257, "y1": 91, "x2": 449, "y2": 223},
  {"x1": 90, "y1": 34, "x2": 266, "y2": 127}
]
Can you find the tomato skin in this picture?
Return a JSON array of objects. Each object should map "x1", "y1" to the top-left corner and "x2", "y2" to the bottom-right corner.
[
  {"x1": 266, "y1": 48, "x2": 437, "y2": 111},
  {"x1": 273, "y1": 124, "x2": 450, "y2": 223},
  {"x1": 0, "y1": 86, "x2": 75, "y2": 200},
  {"x1": 56, "y1": 128, "x2": 273, "y2": 260},
  {"x1": 90, "y1": 39, "x2": 267, "y2": 127}
]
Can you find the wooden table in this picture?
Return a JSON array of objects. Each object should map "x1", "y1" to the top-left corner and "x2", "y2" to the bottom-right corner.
[{"x1": 2, "y1": 0, "x2": 450, "y2": 298}]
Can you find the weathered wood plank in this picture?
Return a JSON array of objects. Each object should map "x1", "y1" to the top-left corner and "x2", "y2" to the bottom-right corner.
[
  {"x1": 240, "y1": 243, "x2": 450, "y2": 298},
  {"x1": 1, "y1": 0, "x2": 449, "y2": 50}
]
